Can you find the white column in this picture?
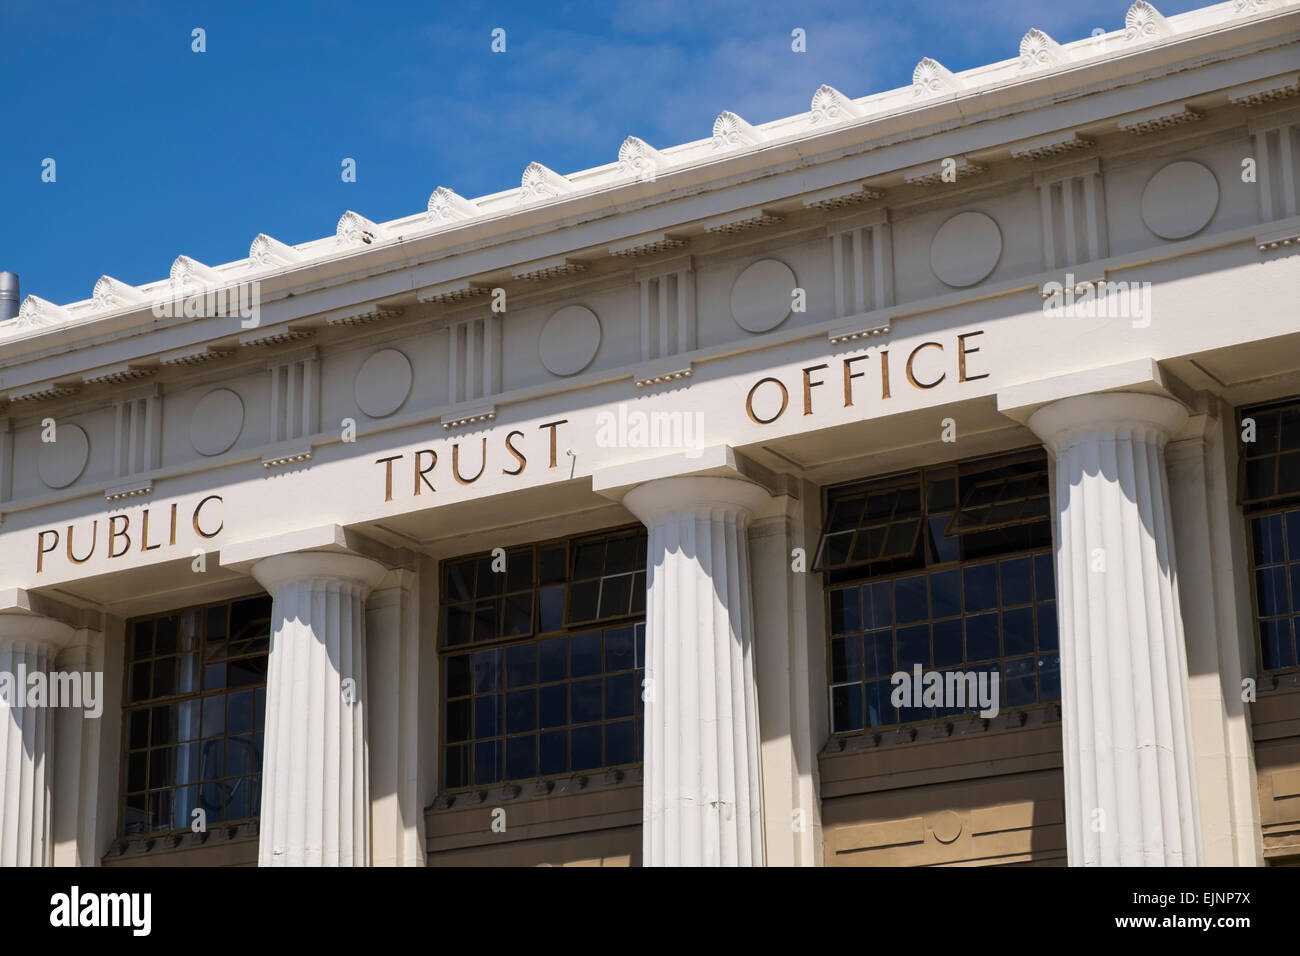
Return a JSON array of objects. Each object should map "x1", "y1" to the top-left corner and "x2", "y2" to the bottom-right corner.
[
  {"x1": 623, "y1": 475, "x2": 769, "y2": 867},
  {"x1": 1027, "y1": 392, "x2": 1203, "y2": 867},
  {"x1": 250, "y1": 551, "x2": 388, "y2": 867},
  {"x1": 0, "y1": 612, "x2": 75, "y2": 866}
]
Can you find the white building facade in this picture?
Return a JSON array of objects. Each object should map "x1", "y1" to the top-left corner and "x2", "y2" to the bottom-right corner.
[{"x1": 2, "y1": 0, "x2": 1299, "y2": 867}]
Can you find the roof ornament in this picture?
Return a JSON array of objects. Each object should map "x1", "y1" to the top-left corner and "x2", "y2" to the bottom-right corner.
[
  {"x1": 1124, "y1": 1, "x2": 1172, "y2": 41},
  {"x1": 519, "y1": 162, "x2": 575, "y2": 203},
  {"x1": 711, "y1": 111, "x2": 763, "y2": 150},
  {"x1": 912, "y1": 58, "x2": 963, "y2": 97},
  {"x1": 810, "y1": 85, "x2": 861, "y2": 124},
  {"x1": 1019, "y1": 29, "x2": 1066, "y2": 70},
  {"x1": 617, "y1": 136, "x2": 667, "y2": 182},
  {"x1": 427, "y1": 186, "x2": 479, "y2": 222}
]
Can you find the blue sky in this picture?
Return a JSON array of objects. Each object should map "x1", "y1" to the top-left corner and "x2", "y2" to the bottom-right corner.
[{"x1": 0, "y1": 0, "x2": 1211, "y2": 308}]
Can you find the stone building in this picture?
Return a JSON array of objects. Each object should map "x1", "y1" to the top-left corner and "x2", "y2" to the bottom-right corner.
[{"x1": 1, "y1": 0, "x2": 1299, "y2": 867}]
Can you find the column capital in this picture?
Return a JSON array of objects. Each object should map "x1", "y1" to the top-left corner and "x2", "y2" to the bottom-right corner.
[
  {"x1": 249, "y1": 550, "x2": 389, "y2": 598},
  {"x1": 0, "y1": 610, "x2": 76, "y2": 650},
  {"x1": 623, "y1": 475, "x2": 771, "y2": 526},
  {"x1": 1026, "y1": 392, "x2": 1188, "y2": 450}
]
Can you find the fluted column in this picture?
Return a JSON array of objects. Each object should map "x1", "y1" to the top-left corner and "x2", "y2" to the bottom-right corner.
[
  {"x1": 623, "y1": 475, "x2": 770, "y2": 867},
  {"x1": 250, "y1": 551, "x2": 388, "y2": 867},
  {"x1": 1027, "y1": 393, "x2": 1202, "y2": 866},
  {"x1": 0, "y1": 612, "x2": 75, "y2": 866}
]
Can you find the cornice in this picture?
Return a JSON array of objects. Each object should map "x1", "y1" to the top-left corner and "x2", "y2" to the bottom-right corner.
[{"x1": 1, "y1": 1, "x2": 1297, "y2": 370}]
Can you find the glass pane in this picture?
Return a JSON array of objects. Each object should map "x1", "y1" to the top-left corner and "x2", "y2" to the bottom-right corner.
[
  {"x1": 1034, "y1": 553, "x2": 1056, "y2": 601},
  {"x1": 965, "y1": 613, "x2": 999, "y2": 662},
  {"x1": 827, "y1": 497, "x2": 864, "y2": 531},
  {"x1": 472, "y1": 649, "x2": 500, "y2": 693},
  {"x1": 572, "y1": 541, "x2": 604, "y2": 580},
  {"x1": 131, "y1": 621, "x2": 153, "y2": 660},
  {"x1": 503, "y1": 592, "x2": 533, "y2": 637},
  {"x1": 963, "y1": 563, "x2": 998, "y2": 613},
  {"x1": 446, "y1": 560, "x2": 475, "y2": 602},
  {"x1": 605, "y1": 672, "x2": 635, "y2": 720},
  {"x1": 567, "y1": 580, "x2": 599, "y2": 623},
  {"x1": 606, "y1": 720, "x2": 634, "y2": 765},
  {"x1": 444, "y1": 745, "x2": 469, "y2": 789},
  {"x1": 1005, "y1": 657, "x2": 1036, "y2": 706},
  {"x1": 1003, "y1": 607, "x2": 1035, "y2": 656},
  {"x1": 445, "y1": 699, "x2": 471, "y2": 743},
  {"x1": 895, "y1": 576, "x2": 928, "y2": 624},
  {"x1": 1000, "y1": 557, "x2": 1033, "y2": 606},
  {"x1": 932, "y1": 619, "x2": 962, "y2": 668},
  {"x1": 539, "y1": 545, "x2": 567, "y2": 585},
  {"x1": 929, "y1": 570, "x2": 960, "y2": 618},
  {"x1": 474, "y1": 741, "x2": 501, "y2": 785},
  {"x1": 570, "y1": 631, "x2": 602, "y2": 678},
  {"x1": 861, "y1": 581, "x2": 892, "y2": 630},
  {"x1": 865, "y1": 680, "x2": 893, "y2": 728},
  {"x1": 474, "y1": 695, "x2": 500, "y2": 737},
  {"x1": 572, "y1": 679, "x2": 602, "y2": 724},
  {"x1": 506, "y1": 643, "x2": 536, "y2": 688},
  {"x1": 472, "y1": 600, "x2": 500, "y2": 642},
  {"x1": 539, "y1": 587, "x2": 565, "y2": 633},
  {"x1": 539, "y1": 684, "x2": 567, "y2": 728},
  {"x1": 1260, "y1": 619, "x2": 1293, "y2": 670},
  {"x1": 598, "y1": 574, "x2": 633, "y2": 619},
  {"x1": 897, "y1": 625, "x2": 929, "y2": 670},
  {"x1": 830, "y1": 683, "x2": 863, "y2": 734},
  {"x1": 228, "y1": 690, "x2": 254, "y2": 734},
  {"x1": 539, "y1": 637, "x2": 567, "y2": 682},
  {"x1": 506, "y1": 735, "x2": 536, "y2": 780},
  {"x1": 864, "y1": 630, "x2": 892, "y2": 678},
  {"x1": 605, "y1": 627, "x2": 635, "y2": 672},
  {"x1": 605, "y1": 535, "x2": 638, "y2": 574},
  {"x1": 571, "y1": 725, "x2": 602, "y2": 771},
  {"x1": 1038, "y1": 654, "x2": 1061, "y2": 701},
  {"x1": 506, "y1": 549, "x2": 533, "y2": 592},
  {"x1": 829, "y1": 587, "x2": 860, "y2": 635},
  {"x1": 446, "y1": 654, "x2": 471, "y2": 697},
  {"x1": 154, "y1": 615, "x2": 179, "y2": 656},
  {"x1": 506, "y1": 689, "x2": 536, "y2": 734},
  {"x1": 540, "y1": 730, "x2": 566, "y2": 776},
  {"x1": 1257, "y1": 567, "x2": 1290, "y2": 617}
]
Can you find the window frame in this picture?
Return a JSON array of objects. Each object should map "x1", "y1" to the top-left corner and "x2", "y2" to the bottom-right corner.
[
  {"x1": 117, "y1": 591, "x2": 272, "y2": 839},
  {"x1": 436, "y1": 524, "x2": 649, "y2": 793},
  {"x1": 818, "y1": 447, "x2": 1060, "y2": 738}
]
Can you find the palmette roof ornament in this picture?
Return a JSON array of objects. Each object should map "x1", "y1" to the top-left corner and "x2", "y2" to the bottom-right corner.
[
  {"x1": 249, "y1": 234, "x2": 303, "y2": 269},
  {"x1": 1125, "y1": 1, "x2": 1172, "y2": 41},
  {"x1": 519, "y1": 162, "x2": 575, "y2": 204},
  {"x1": 336, "y1": 211, "x2": 387, "y2": 246},
  {"x1": 92, "y1": 276, "x2": 147, "y2": 311},
  {"x1": 14, "y1": 295, "x2": 70, "y2": 329},
  {"x1": 169, "y1": 255, "x2": 222, "y2": 294},
  {"x1": 617, "y1": 136, "x2": 667, "y2": 182},
  {"x1": 912, "y1": 58, "x2": 963, "y2": 97},
  {"x1": 712, "y1": 111, "x2": 763, "y2": 150},
  {"x1": 1019, "y1": 29, "x2": 1066, "y2": 70},
  {"x1": 427, "y1": 187, "x2": 479, "y2": 222},
  {"x1": 810, "y1": 85, "x2": 861, "y2": 124}
]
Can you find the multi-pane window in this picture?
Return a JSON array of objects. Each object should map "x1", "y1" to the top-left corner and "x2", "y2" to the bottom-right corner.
[
  {"x1": 816, "y1": 450, "x2": 1060, "y2": 735},
  {"x1": 121, "y1": 597, "x2": 270, "y2": 836},
  {"x1": 440, "y1": 528, "x2": 647, "y2": 790},
  {"x1": 1241, "y1": 400, "x2": 1300, "y2": 673}
]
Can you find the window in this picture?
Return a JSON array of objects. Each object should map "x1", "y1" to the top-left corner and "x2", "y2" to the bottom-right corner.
[
  {"x1": 817, "y1": 450, "x2": 1060, "y2": 736},
  {"x1": 121, "y1": 596, "x2": 271, "y2": 836},
  {"x1": 1240, "y1": 400, "x2": 1300, "y2": 673},
  {"x1": 439, "y1": 527, "x2": 647, "y2": 791}
]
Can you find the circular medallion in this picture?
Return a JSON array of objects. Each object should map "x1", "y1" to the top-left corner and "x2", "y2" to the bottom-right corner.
[
  {"x1": 355, "y1": 348, "x2": 413, "y2": 418},
  {"x1": 190, "y1": 388, "x2": 244, "y2": 457},
  {"x1": 930, "y1": 211, "x2": 1002, "y2": 288}
]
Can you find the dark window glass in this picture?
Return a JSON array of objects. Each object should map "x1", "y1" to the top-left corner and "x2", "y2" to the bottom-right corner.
[
  {"x1": 1240, "y1": 402, "x2": 1300, "y2": 676},
  {"x1": 822, "y1": 451, "x2": 1059, "y2": 736},
  {"x1": 438, "y1": 528, "x2": 647, "y2": 791},
  {"x1": 121, "y1": 597, "x2": 270, "y2": 837}
]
